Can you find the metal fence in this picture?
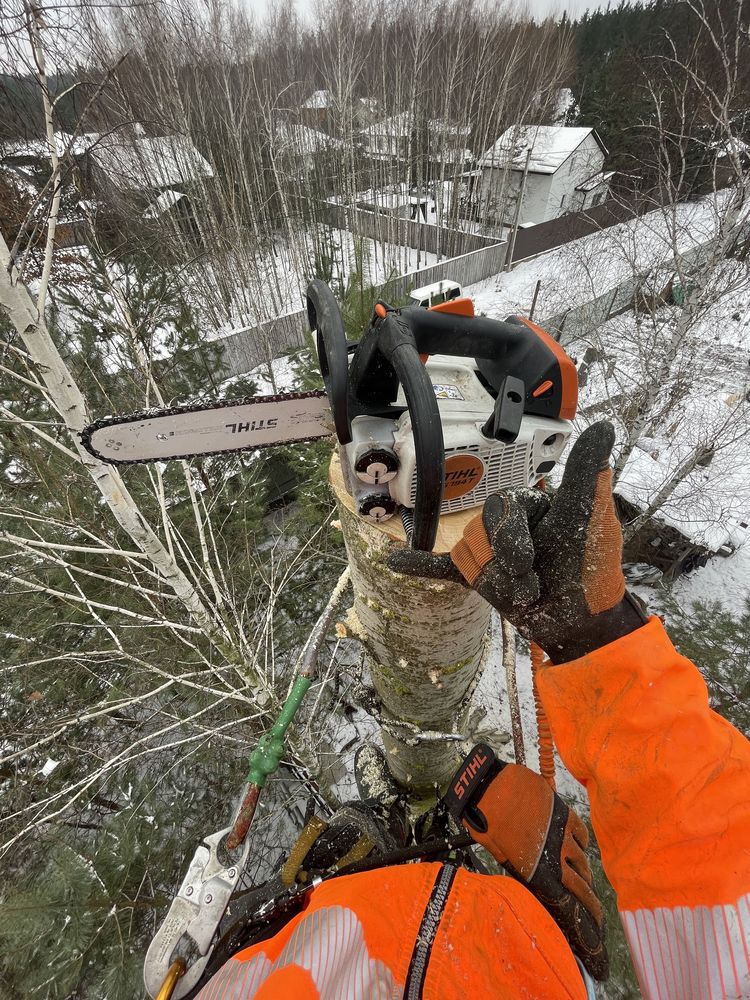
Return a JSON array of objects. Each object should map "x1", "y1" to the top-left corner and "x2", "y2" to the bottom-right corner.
[{"x1": 538, "y1": 215, "x2": 750, "y2": 348}]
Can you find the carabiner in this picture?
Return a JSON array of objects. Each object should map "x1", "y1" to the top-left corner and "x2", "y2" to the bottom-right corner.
[{"x1": 143, "y1": 826, "x2": 251, "y2": 998}]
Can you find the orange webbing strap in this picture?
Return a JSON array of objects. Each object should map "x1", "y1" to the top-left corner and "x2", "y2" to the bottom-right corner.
[{"x1": 531, "y1": 641, "x2": 556, "y2": 790}]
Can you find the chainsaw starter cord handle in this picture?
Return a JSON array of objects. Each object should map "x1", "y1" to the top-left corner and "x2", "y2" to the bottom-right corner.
[{"x1": 376, "y1": 312, "x2": 444, "y2": 551}]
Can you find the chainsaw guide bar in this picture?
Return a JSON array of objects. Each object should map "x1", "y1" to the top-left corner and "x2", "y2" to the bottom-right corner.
[{"x1": 81, "y1": 390, "x2": 332, "y2": 465}]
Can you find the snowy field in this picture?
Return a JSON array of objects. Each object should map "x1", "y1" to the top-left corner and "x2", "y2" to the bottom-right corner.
[{"x1": 463, "y1": 191, "x2": 749, "y2": 557}]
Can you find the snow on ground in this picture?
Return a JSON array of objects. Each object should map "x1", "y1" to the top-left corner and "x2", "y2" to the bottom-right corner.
[
  {"x1": 206, "y1": 227, "x2": 439, "y2": 340},
  {"x1": 567, "y1": 259, "x2": 749, "y2": 551},
  {"x1": 669, "y1": 541, "x2": 750, "y2": 616},
  {"x1": 464, "y1": 191, "x2": 750, "y2": 555},
  {"x1": 465, "y1": 188, "x2": 740, "y2": 325}
]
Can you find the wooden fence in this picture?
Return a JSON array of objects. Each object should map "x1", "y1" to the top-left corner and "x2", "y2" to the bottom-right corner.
[
  {"x1": 321, "y1": 200, "x2": 501, "y2": 259},
  {"x1": 508, "y1": 198, "x2": 645, "y2": 264}
]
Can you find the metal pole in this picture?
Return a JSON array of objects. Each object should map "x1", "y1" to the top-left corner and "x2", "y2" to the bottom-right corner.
[
  {"x1": 529, "y1": 279, "x2": 542, "y2": 321},
  {"x1": 505, "y1": 148, "x2": 532, "y2": 272}
]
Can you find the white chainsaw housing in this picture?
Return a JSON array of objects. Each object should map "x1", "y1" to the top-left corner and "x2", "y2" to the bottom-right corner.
[{"x1": 343, "y1": 355, "x2": 571, "y2": 519}]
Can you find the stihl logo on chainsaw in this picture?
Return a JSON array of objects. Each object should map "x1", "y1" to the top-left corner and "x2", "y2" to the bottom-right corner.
[
  {"x1": 453, "y1": 748, "x2": 489, "y2": 800},
  {"x1": 443, "y1": 454, "x2": 485, "y2": 501},
  {"x1": 225, "y1": 418, "x2": 279, "y2": 434}
]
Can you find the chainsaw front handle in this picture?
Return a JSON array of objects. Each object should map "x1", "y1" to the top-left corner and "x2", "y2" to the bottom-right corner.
[
  {"x1": 307, "y1": 279, "x2": 351, "y2": 444},
  {"x1": 375, "y1": 313, "x2": 444, "y2": 552}
]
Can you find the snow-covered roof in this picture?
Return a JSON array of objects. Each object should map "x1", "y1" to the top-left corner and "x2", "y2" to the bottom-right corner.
[
  {"x1": 1, "y1": 137, "x2": 53, "y2": 161},
  {"x1": 575, "y1": 169, "x2": 615, "y2": 193},
  {"x1": 478, "y1": 125, "x2": 605, "y2": 174},
  {"x1": 368, "y1": 112, "x2": 471, "y2": 140},
  {"x1": 90, "y1": 133, "x2": 214, "y2": 191},
  {"x1": 1, "y1": 132, "x2": 100, "y2": 161},
  {"x1": 143, "y1": 188, "x2": 185, "y2": 219},
  {"x1": 303, "y1": 89, "x2": 335, "y2": 110},
  {"x1": 274, "y1": 121, "x2": 344, "y2": 154}
]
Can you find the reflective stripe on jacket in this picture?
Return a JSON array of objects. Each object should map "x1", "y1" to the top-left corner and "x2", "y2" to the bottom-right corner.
[
  {"x1": 196, "y1": 862, "x2": 587, "y2": 999},
  {"x1": 197, "y1": 618, "x2": 750, "y2": 999}
]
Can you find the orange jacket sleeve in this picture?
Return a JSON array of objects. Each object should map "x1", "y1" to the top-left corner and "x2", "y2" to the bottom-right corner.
[{"x1": 537, "y1": 616, "x2": 750, "y2": 999}]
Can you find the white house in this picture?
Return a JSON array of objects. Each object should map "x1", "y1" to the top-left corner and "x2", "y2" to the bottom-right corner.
[
  {"x1": 362, "y1": 112, "x2": 471, "y2": 171},
  {"x1": 477, "y1": 125, "x2": 611, "y2": 227}
]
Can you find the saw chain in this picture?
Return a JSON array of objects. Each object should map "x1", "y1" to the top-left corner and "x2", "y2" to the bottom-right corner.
[{"x1": 80, "y1": 389, "x2": 330, "y2": 466}]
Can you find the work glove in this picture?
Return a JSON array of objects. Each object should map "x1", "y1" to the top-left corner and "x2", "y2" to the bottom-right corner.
[
  {"x1": 445, "y1": 743, "x2": 609, "y2": 981},
  {"x1": 388, "y1": 421, "x2": 648, "y2": 663}
]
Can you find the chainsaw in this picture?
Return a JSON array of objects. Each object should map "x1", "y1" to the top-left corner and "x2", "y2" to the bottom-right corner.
[{"x1": 82, "y1": 280, "x2": 578, "y2": 550}]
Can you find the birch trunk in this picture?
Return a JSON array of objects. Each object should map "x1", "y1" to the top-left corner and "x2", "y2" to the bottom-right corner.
[
  {"x1": 330, "y1": 456, "x2": 491, "y2": 793},
  {"x1": 0, "y1": 235, "x2": 223, "y2": 640}
]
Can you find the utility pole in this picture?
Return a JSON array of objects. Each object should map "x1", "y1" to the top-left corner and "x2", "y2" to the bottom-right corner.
[
  {"x1": 505, "y1": 147, "x2": 532, "y2": 272},
  {"x1": 330, "y1": 457, "x2": 492, "y2": 794}
]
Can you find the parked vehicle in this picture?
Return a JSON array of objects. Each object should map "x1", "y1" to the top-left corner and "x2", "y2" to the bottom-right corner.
[{"x1": 408, "y1": 279, "x2": 462, "y2": 308}]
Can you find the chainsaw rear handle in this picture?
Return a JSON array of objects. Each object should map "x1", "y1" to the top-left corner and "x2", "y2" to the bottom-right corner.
[
  {"x1": 307, "y1": 279, "x2": 351, "y2": 444},
  {"x1": 357, "y1": 306, "x2": 577, "y2": 423},
  {"x1": 375, "y1": 313, "x2": 444, "y2": 552}
]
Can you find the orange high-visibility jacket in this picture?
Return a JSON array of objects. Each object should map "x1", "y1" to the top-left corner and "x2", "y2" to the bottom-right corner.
[{"x1": 196, "y1": 619, "x2": 750, "y2": 999}]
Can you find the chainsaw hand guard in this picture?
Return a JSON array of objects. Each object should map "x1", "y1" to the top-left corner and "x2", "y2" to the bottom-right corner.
[{"x1": 307, "y1": 279, "x2": 351, "y2": 445}]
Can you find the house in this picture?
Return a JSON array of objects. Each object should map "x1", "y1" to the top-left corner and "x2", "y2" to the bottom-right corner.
[
  {"x1": 477, "y1": 125, "x2": 611, "y2": 227},
  {"x1": 86, "y1": 129, "x2": 214, "y2": 196},
  {"x1": 301, "y1": 90, "x2": 336, "y2": 130},
  {"x1": 362, "y1": 112, "x2": 471, "y2": 175},
  {"x1": 272, "y1": 119, "x2": 345, "y2": 177},
  {"x1": 0, "y1": 134, "x2": 91, "y2": 249},
  {"x1": 301, "y1": 91, "x2": 379, "y2": 132}
]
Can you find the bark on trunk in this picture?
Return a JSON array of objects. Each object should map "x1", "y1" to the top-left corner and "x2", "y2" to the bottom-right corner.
[
  {"x1": 330, "y1": 456, "x2": 491, "y2": 794},
  {"x1": 0, "y1": 235, "x2": 223, "y2": 640}
]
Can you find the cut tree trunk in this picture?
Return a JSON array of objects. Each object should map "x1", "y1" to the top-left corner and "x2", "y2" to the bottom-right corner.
[{"x1": 330, "y1": 455, "x2": 492, "y2": 794}]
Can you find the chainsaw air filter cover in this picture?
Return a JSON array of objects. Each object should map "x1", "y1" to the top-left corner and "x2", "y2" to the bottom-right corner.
[{"x1": 389, "y1": 355, "x2": 571, "y2": 514}]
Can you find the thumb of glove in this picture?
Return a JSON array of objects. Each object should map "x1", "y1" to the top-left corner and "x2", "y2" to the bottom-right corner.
[{"x1": 387, "y1": 547, "x2": 467, "y2": 586}]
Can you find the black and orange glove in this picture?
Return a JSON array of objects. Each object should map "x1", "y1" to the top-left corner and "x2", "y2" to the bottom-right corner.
[
  {"x1": 388, "y1": 421, "x2": 648, "y2": 663},
  {"x1": 445, "y1": 743, "x2": 608, "y2": 981}
]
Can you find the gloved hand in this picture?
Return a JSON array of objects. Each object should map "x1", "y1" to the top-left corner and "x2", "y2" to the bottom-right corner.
[
  {"x1": 445, "y1": 743, "x2": 609, "y2": 981},
  {"x1": 388, "y1": 421, "x2": 648, "y2": 663}
]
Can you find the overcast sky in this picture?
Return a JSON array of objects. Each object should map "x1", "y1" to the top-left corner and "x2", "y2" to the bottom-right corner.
[{"x1": 242, "y1": 0, "x2": 610, "y2": 25}]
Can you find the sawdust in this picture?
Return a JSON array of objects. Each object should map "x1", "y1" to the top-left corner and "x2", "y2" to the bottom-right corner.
[{"x1": 344, "y1": 607, "x2": 365, "y2": 639}]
